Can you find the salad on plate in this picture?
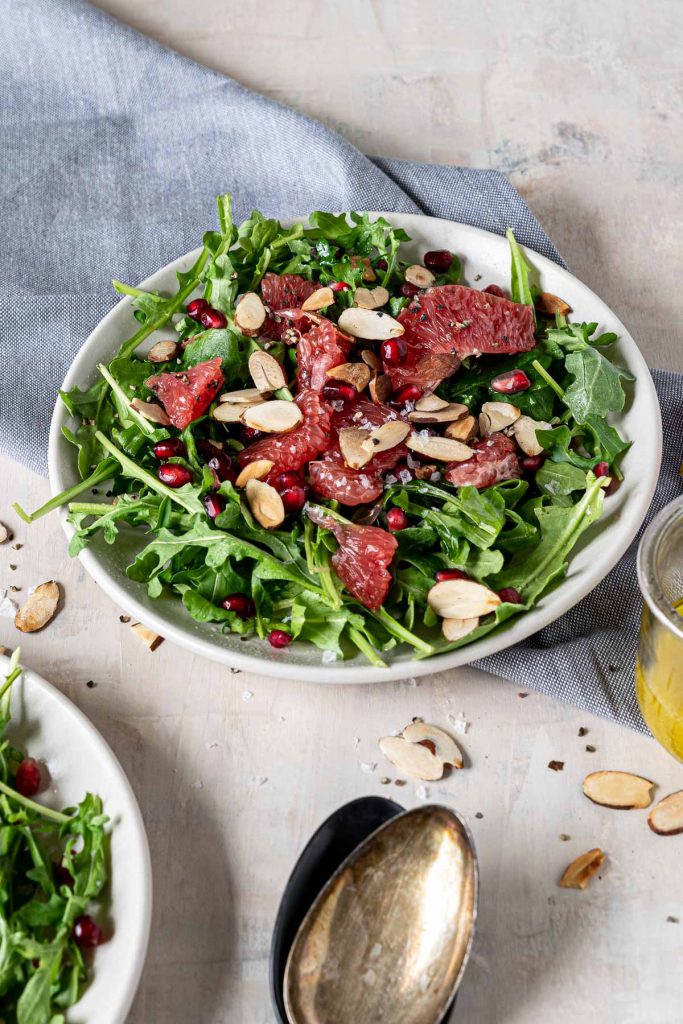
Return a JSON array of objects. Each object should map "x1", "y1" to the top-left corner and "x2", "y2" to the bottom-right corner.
[{"x1": 16, "y1": 197, "x2": 633, "y2": 667}]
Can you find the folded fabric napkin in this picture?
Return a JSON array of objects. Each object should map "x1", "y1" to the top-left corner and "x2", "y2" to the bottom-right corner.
[{"x1": 2, "y1": 0, "x2": 680, "y2": 730}]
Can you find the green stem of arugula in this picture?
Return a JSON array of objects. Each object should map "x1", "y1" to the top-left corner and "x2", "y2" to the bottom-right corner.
[
  {"x1": 532, "y1": 359, "x2": 565, "y2": 400},
  {"x1": 97, "y1": 364, "x2": 155, "y2": 435},
  {"x1": 0, "y1": 779, "x2": 70, "y2": 825},
  {"x1": 372, "y1": 607, "x2": 434, "y2": 655},
  {"x1": 12, "y1": 459, "x2": 119, "y2": 524},
  {"x1": 347, "y1": 626, "x2": 387, "y2": 668},
  {"x1": 94, "y1": 432, "x2": 202, "y2": 515},
  {"x1": 68, "y1": 503, "x2": 119, "y2": 516}
]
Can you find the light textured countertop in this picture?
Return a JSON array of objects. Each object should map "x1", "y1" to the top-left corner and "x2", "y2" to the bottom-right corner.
[{"x1": 2, "y1": 2, "x2": 682, "y2": 1022}]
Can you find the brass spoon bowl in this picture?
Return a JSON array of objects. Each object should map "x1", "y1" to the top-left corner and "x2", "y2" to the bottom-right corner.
[{"x1": 284, "y1": 805, "x2": 478, "y2": 1024}]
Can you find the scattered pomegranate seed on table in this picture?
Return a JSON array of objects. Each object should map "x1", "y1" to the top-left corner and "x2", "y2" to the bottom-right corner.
[
  {"x1": 435, "y1": 568, "x2": 470, "y2": 582},
  {"x1": 15, "y1": 758, "x2": 41, "y2": 797},
  {"x1": 423, "y1": 249, "x2": 452, "y2": 274},
  {"x1": 153, "y1": 438, "x2": 187, "y2": 460},
  {"x1": 490, "y1": 368, "x2": 531, "y2": 394},
  {"x1": 380, "y1": 337, "x2": 407, "y2": 366},
  {"x1": 73, "y1": 915, "x2": 105, "y2": 949},
  {"x1": 158, "y1": 464, "x2": 192, "y2": 488},
  {"x1": 386, "y1": 508, "x2": 409, "y2": 532},
  {"x1": 268, "y1": 629, "x2": 292, "y2": 649},
  {"x1": 221, "y1": 594, "x2": 256, "y2": 618}
]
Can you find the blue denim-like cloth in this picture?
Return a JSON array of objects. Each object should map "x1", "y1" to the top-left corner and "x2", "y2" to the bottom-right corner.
[{"x1": 2, "y1": 0, "x2": 680, "y2": 728}]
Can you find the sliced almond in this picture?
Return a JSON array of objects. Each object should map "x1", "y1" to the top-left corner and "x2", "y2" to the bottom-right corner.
[
  {"x1": 428, "y1": 578, "x2": 501, "y2": 619},
  {"x1": 326, "y1": 362, "x2": 372, "y2": 392},
  {"x1": 219, "y1": 387, "x2": 265, "y2": 405},
  {"x1": 402, "y1": 722, "x2": 463, "y2": 769},
  {"x1": 234, "y1": 292, "x2": 266, "y2": 335},
  {"x1": 147, "y1": 339, "x2": 180, "y2": 363},
  {"x1": 242, "y1": 400, "x2": 303, "y2": 434},
  {"x1": 355, "y1": 286, "x2": 389, "y2": 310},
  {"x1": 442, "y1": 616, "x2": 479, "y2": 642},
  {"x1": 130, "y1": 398, "x2": 172, "y2": 426},
  {"x1": 245, "y1": 479, "x2": 285, "y2": 529},
  {"x1": 414, "y1": 463, "x2": 438, "y2": 481},
  {"x1": 361, "y1": 420, "x2": 410, "y2": 455},
  {"x1": 415, "y1": 394, "x2": 450, "y2": 413},
  {"x1": 14, "y1": 581, "x2": 60, "y2": 633},
  {"x1": 301, "y1": 286, "x2": 335, "y2": 312},
  {"x1": 339, "y1": 427, "x2": 374, "y2": 470},
  {"x1": 131, "y1": 622, "x2": 164, "y2": 651},
  {"x1": 445, "y1": 415, "x2": 478, "y2": 442},
  {"x1": 235, "y1": 459, "x2": 274, "y2": 487},
  {"x1": 479, "y1": 401, "x2": 521, "y2": 436},
  {"x1": 404, "y1": 264, "x2": 435, "y2": 289},
  {"x1": 582, "y1": 771, "x2": 654, "y2": 810},
  {"x1": 647, "y1": 790, "x2": 683, "y2": 835},
  {"x1": 378, "y1": 736, "x2": 444, "y2": 782},
  {"x1": 360, "y1": 349, "x2": 382, "y2": 371},
  {"x1": 406, "y1": 433, "x2": 473, "y2": 463},
  {"x1": 408, "y1": 402, "x2": 469, "y2": 424},
  {"x1": 513, "y1": 415, "x2": 552, "y2": 456},
  {"x1": 214, "y1": 401, "x2": 259, "y2": 424},
  {"x1": 338, "y1": 307, "x2": 405, "y2": 341},
  {"x1": 0, "y1": 522, "x2": 11, "y2": 544},
  {"x1": 369, "y1": 374, "x2": 393, "y2": 404},
  {"x1": 249, "y1": 350, "x2": 287, "y2": 393},
  {"x1": 351, "y1": 255, "x2": 376, "y2": 282},
  {"x1": 537, "y1": 291, "x2": 571, "y2": 316},
  {"x1": 559, "y1": 848, "x2": 605, "y2": 890}
]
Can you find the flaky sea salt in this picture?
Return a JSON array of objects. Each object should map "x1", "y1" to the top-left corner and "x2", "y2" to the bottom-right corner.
[
  {"x1": 248, "y1": 775, "x2": 268, "y2": 787},
  {"x1": 0, "y1": 591, "x2": 18, "y2": 619},
  {"x1": 322, "y1": 650, "x2": 337, "y2": 663},
  {"x1": 447, "y1": 712, "x2": 470, "y2": 735},
  {"x1": 359, "y1": 761, "x2": 377, "y2": 774},
  {"x1": 242, "y1": 690, "x2": 254, "y2": 702},
  {"x1": 416, "y1": 785, "x2": 429, "y2": 800}
]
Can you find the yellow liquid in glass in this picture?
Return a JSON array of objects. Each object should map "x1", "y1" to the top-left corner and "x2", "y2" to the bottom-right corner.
[{"x1": 636, "y1": 603, "x2": 683, "y2": 761}]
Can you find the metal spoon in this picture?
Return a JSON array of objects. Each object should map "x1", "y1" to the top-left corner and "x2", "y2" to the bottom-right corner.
[{"x1": 284, "y1": 805, "x2": 478, "y2": 1024}]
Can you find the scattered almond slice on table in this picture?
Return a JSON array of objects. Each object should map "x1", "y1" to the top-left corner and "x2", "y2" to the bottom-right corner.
[
  {"x1": 131, "y1": 623, "x2": 164, "y2": 651},
  {"x1": 582, "y1": 770, "x2": 654, "y2": 809},
  {"x1": 0, "y1": 522, "x2": 10, "y2": 544},
  {"x1": 648, "y1": 789, "x2": 683, "y2": 835},
  {"x1": 559, "y1": 848, "x2": 605, "y2": 890},
  {"x1": 379, "y1": 722, "x2": 463, "y2": 781},
  {"x1": 14, "y1": 582, "x2": 60, "y2": 633}
]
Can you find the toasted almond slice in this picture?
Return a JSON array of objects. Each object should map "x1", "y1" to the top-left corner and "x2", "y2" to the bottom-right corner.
[
  {"x1": 245, "y1": 479, "x2": 285, "y2": 529},
  {"x1": 361, "y1": 420, "x2": 410, "y2": 454},
  {"x1": 442, "y1": 616, "x2": 479, "y2": 642},
  {"x1": 378, "y1": 736, "x2": 445, "y2": 781},
  {"x1": 326, "y1": 362, "x2": 372, "y2": 392},
  {"x1": 428, "y1": 578, "x2": 501, "y2": 619},
  {"x1": 235, "y1": 292, "x2": 267, "y2": 335},
  {"x1": 219, "y1": 388, "x2": 265, "y2": 404},
  {"x1": 214, "y1": 402, "x2": 255, "y2": 423},
  {"x1": 235, "y1": 459, "x2": 274, "y2": 487},
  {"x1": 14, "y1": 582, "x2": 60, "y2": 633},
  {"x1": 402, "y1": 722, "x2": 463, "y2": 769},
  {"x1": 479, "y1": 401, "x2": 521, "y2": 436},
  {"x1": 408, "y1": 402, "x2": 469, "y2": 424},
  {"x1": 301, "y1": 286, "x2": 335, "y2": 312},
  {"x1": 0, "y1": 523, "x2": 9, "y2": 544},
  {"x1": 339, "y1": 427, "x2": 374, "y2": 470},
  {"x1": 415, "y1": 394, "x2": 450, "y2": 412},
  {"x1": 369, "y1": 374, "x2": 393, "y2": 404},
  {"x1": 130, "y1": 398, "x2": 172, "y2": 426},
  {"x1": 354, "y1": 286, "x2": 389, "y2": 310},
  {"x1": 559, "y1": 848, "x2": 605, "y2": 889},
  {"x1": 537, "y1": 291, "x2": 571, "y2": 316},
  {"x1": 513, "y1": 415, "x2": 552, "y2": 456},
  {"x1": 351, "y1": 255, "x2": 376, "y2": 282},
  {"x1": 249, "y1": 350, "x2": 287, "y2": 393},
  {"x1": 242, "y1": 400, "x2": 303, "y2": 434},
  {"x1": 131, "y1": 622, "x2": 164, "y2": 651},
  {"x1": 583, "y1": 771, "x2": 654, "y2": 809},
  {"x1": 406, "y1": 433, "x2": 473, "y2": 463},
  {"x1": 338, "y1": 307, "x2": 405, "y2": 341},
  {"x1": 147, "y1": 339, "x2": 180, "y2": 363},
  {"x1": 360, "y1": 349, "x2": 382, "y2": 371},
  {"x1": 648, "y1": 790, "x2": 683, "y2": 835},
  {"x1": 404, "y1": 264, "x2": 435, "y2": 289},
  {"x1": 445, "y1": 414, "x2": 478, "y2": 442}
]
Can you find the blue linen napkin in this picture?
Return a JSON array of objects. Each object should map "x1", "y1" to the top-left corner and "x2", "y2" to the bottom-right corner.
[{"x1": 2, "y1": 0, "x2": 680, "y2": 730}]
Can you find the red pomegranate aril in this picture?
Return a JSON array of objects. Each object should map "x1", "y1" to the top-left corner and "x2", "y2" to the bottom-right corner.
[
  {"x1": 153, "y1": 437, "x2": 187, "y2": 461},
  {"x1": 268, "y1": 629, "x2": 292, "y2": 649},
  {"x1": 322, "y1": 381, "x2": 358, "y2": 404},
  {"x1": 55, "y1": 864, "x2": 74, "y2": 889},
  {"x1": 199, "y1": 307, "x2": 228, "y2": 330},
  {"x1": 241, "y1": 426, "x2": 263, "y2": 443},
  {"x1": 594, "y1": 461, "x2": 611, "y2": 477},
  {"x1": 186, "y1": 297, "x2": 209, "y2": 321},
  {"x1": 498, "y1": 587, "x2": 522, "y2": 604},
  {"x1": 490, "y1": 369, "x2": 531, "y2": 395},
  {"x1": 15, "y1": 758, "x2": 41, "y2": 797},
  {"x1": 520, "y1": 454, "x2": 545, "y2": 472},
  {"x1": 484, "y1": 284, "x2": 505, "y2": 297},
  {"x1": 275, "y1": 472, "x2": 308, "y2": 515},
  {"x1": 380, "y1": 337, "x2": 407, "y2": 367},
  {"x1": 208, "y1": 452, "x2": 236, "y2": 484},
  {"x1": 158, "y1": 464, "x2": 192, "y2": 488},
  {"x1": 204, "y1": 494, "x2": 225, "y2": 520},
  {"x1": 376, "y1": 258, "x2": 388, "y2": 271},
  {"x1": 401, "y1": 282, "x2": 420, "y2": 298},
  {"x1": 73, "y1": 915, "x2": 104, "y2": 949},
  {"x1": 435, "y1": 568, "x2": 470, "y2": 583},
  {"x1": 386, "y1": 508, "x2": 409, "y2": 532},
  {"x1": 391, "y1": 384, "x2": 422, "y2": 406},
  {"x1": 423, "y1": 249, "x2": 453, "y2": 274},
  {"x1": 330, "y1": 281, "x2": 351, "y2": 292},
  {"x1": 221, "y1": 593, "x2": 256, "y2": 618}
]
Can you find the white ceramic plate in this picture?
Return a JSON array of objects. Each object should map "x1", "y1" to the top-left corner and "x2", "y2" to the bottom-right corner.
[
  {"x1": 0, "y1": 653, "x2": 152, "y2": 1023},
  {"x1": 49, "y1": 212, "x2": 662, "y2": 683}
]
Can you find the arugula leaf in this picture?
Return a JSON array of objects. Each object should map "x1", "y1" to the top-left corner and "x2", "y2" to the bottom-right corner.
[
  {"x1": 506, "y1": 228, "x2": 536, "y2": 308},
  {"x1": 536, "y1": 461, "x2": 590, "y2": 497},
  {"x1": 563, "y1": 346, "x2": 634, "y2": 423}
]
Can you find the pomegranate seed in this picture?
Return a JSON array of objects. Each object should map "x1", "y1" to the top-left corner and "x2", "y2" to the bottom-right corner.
[
  {"x1": 484, "y1": 284, "x2": 505, "y2": 297},
  {"x1": 274, "y1": 472, "x2": 308, "y2": 515},
  {"x1": 490, "y1": 369, "x2": 531, "y2": 395},
  {"x1": 376, "y1": 258, "x2": 388, "y2": 271},
  {"x1": 322, "y1": 381, "x2": 358, "y2": 404},
  {"x1": 401, "y1": 282, "x2": 420, "y2": 298},
  {"x1": 498, "y1": 587, "x2": 522, "y2": 604},
  {"x1": 73, "y1": 915, "x2": 104, "y2": 949},
  {"x1": 605, "y1": 476, "x2": 621, "y2": 497},
  {"x1": 158, "y1": 464, "x2": 192, "y2": 488},
  {"x1": 380, "y1": 337, "x2": 407, "y2": 367},
  {"x1": 391, "y1": 384, "x2": 422, "y2": 406},
  {"x1": 204, "y1": 494, "x2": 225, "y2": 520},
  {"x1": 208, "y1": 452, "x2": 236, "y2": 484},
  {"x1": 153, "y1": 438, "x2": 187, "y2": 461},
  {"x1": 423, "y1": 249, "x2": 453, "y2": 274},
  {"x1": 221, "y1": 593, "x2": 256, "y2": 618},
  {"x1": 330, "y1": 281, "x2": 351, "y2": 292},
  {"x1": 520, "y1": 454, "x2": 545, "y2": 472},
  {"x1": 55, "y1": 864, "x2": 74, "y2": 888},
  {"x1": 268, "y1": 629, "x2": 292, "y2": 649},
  {"x1": 435, "y1": 568, "x2": 470, "y2": 582},
  {"x1": 186, "y1": 297, "x2": 209, "y2": 321},
  {"x1": 199, "y1": 307, "x2": 228, "y2": 330},
  {"x1": 386, "y1": 508, "x2": 409, "y2": 532},
  {"x1": 15, "y1": 758, "x2": 41, "y2": 797},
  {"x1": 241, "y1": 426, "x2": 263, "y2": 443},
  {"x1": 594, "y1": 461, "x2": 611, "y2": 477}
]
